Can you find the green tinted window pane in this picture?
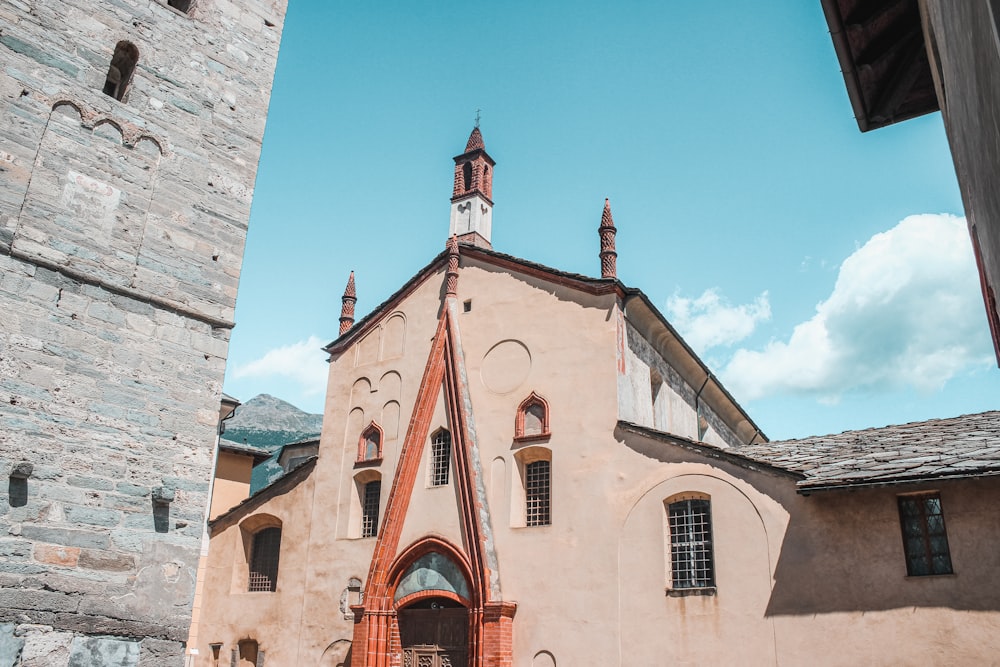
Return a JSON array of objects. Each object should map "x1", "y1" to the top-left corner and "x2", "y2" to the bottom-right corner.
[{"x1": 899, "y1": 499, "x2": 920, "y2": 517}]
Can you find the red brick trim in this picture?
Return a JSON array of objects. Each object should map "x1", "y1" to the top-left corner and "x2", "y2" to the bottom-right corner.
[
  {"x1": 352, "y1": 297, "x2": 516, "y2": 666},
  {"x1": 357, "y1": 421, "x2": 385, "y2": 463},
  {"x1": 513, "y1": 391, "x2": 551, "y2": 442}
]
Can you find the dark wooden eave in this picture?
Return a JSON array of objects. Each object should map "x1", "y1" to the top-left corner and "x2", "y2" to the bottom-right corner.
[{"x1": 820, "y1": 0, "x2": 939, "y2": 131}]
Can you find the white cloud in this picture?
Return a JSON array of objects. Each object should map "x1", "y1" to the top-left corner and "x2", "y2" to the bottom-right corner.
[
  {"x1": 666, "y1": 288, "x2": 771, "y2": 354},
  {"x1": 233, "y1": 336, "x2": 328, "y2": 398},
  {"x1": 723, "y1": 214, "x2": 993, "y2": 401}
]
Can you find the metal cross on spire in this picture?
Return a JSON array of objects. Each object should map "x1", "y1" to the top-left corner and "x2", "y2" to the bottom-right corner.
[{"x1": 475, "y1": 108, "x2": 481, "y2": 128}]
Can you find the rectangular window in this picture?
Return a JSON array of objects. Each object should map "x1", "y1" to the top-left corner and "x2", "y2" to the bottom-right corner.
[
  {"x1": 248, "y1": 527, "x2": 281, "y2": 592},
  {"x1": 430, "y1": 431, "x2": 451, "y2": 486},
  {"x1": 668, "y1": 498, "x2": 714, "y2": 589},
  {"x1": 898, "y1": 493, "x2": 953, "y2": 576},
  {"x1": 525, "y1": 460, "x2": 551, "y2": 526},
  {"x1": 361, "y1": 480, "x2": 381, "y2": 538}
]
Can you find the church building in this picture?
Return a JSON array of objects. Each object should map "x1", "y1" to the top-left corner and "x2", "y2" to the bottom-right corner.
[{"x1": 195, "y1": 128, "x2": 1000, "y2": 666}]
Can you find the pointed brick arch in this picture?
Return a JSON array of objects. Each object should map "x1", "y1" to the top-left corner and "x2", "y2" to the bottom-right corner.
[
  {"x1": 357, "y1": 421, "x2": 384, "y2": 463},
  {"x1": 514, "y1": 391, "x2": 551, "y2": 442},
  {"x1": 351, "y1": 285, "x2": 516, "y2": 667},
  {"x1": 389, "y1": 537, "x2": 475, "y2": 609}
]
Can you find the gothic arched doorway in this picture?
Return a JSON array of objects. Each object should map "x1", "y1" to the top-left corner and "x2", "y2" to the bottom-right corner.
[{"x1": 397, "y1": 597, "x2": 468, "y2": 666}]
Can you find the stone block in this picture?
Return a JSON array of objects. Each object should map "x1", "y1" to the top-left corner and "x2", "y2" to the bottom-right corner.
[
  {"x1": 64, "y1": 506, "x2": 120, "y2": 528},
  {"x1": 19, "y1": 526, "x2": 110, "y2": 550},
  {"x1": 20, "y1": 629, "x2": 73, "y2": 667},
  {"x1": 78, "y1": 548, "x2": 135, "y2": 572},
  {"x1": 33, "y1": 544, "x2": 80, "y2": 567},
  {"x1": 67, "y1": 635, "x2": 139, "y2": 667},
  {"x1": 137, "y1": 638, "x2": 184, "y2": 667},
  {"x1": 0, "y1": 623, "x2": 23, "y2": 667}
]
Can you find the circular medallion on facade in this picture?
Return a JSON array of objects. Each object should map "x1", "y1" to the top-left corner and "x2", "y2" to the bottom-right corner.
[{"x1": 480, "y1": 340, "x2": 531, "y2": 394}]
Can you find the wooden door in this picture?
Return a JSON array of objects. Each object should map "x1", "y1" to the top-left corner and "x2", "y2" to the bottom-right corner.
[{"x1": 398, "y1": 605, "x2": 468, "y2": 667}]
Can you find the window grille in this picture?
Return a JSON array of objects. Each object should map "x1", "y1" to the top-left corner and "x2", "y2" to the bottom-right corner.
[
  {"x1": 248, "y1": 527, "x2": 281, "y2": 592},
  {"x1": 362, "y1": 480, "x2": 381, "y2": 538},
  {"x1": 430, "y1": 430, "x2": 451, "y2": 486},
  {"x1": 898, "y1": 493, "x2": 953, "y2": 576},
  {"x1": 668, "y1": 499, "x2": 714, "y2": 589},
  {"x1": 525, "y1": 460, "x2": 551, "y2": 526}
]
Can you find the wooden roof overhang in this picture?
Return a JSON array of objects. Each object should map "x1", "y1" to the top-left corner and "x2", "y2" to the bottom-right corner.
[{"x1": 820, "y1": 0, "x2": 939, "y2": 131}]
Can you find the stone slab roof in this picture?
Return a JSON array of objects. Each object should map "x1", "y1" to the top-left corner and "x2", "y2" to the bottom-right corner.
[{"x1": 738, "y1": 411, "x2": 1000, "y2": 492}]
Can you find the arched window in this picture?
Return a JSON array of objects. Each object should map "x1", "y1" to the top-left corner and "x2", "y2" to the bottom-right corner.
[
  {"x1": 167, "y1": 0, "x2": 194, "y2": 13},
  {"x1": 429, "y1": 429, "x2": 451, "y2": 487},
  {"x1": 462, "y1": 162, "x2": 472, "y2": 191},
  {"x1": 514, "y1": 392, "x2": 551, "y2": 441},
  {"x1": 103, "y1": 41, "x2": 139, "y2": 102},
  {"x1": 248, "y1": 526, "x2": 281, "y2": 592},
  {"x1": 237, "y1": 639, "x2": 258, "y2": 667},
  {"x1": 357, "y1": 421, "x2": 384, "y2": 463},
  {"x1": 666, "y1": 496, "x2": 714, "y2": 591}
]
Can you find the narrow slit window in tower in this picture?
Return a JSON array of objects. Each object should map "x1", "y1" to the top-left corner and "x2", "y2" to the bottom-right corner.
[{"x1": 103, "y1": 41, "x2": 139, "y2": 102}]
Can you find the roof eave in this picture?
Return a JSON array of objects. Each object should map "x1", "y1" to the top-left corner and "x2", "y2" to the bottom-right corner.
[
  {"x1": 797, "y1": 467, "x2": 1000, "y2": 495},
  {"x1": 621, "y1": 289, "x2": 767, "y2": 444},
  {"x1": 617, "y1": 421, "x2": 798, "y2": 480},
  {"x1": 208, "y1": 456, "x2": 317, "y2": 534}
]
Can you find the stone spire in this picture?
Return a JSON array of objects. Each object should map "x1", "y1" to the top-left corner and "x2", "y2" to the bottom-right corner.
[
  {"x1": 445, "y1": 235, "x2": 460, "y2": 296},
  {"x1": 599, "y1": 198, "x2": 617, "y2": 279},
  {"x1": 449, "y1": 126, "x2": 495, "y2": 249},
  {"x1": 339, "y1": 271, "x2": 356, "y2": 335}
]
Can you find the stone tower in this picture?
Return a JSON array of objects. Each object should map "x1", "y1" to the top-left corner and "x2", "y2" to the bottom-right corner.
[
  {"x1": 449, "y1": 126, "x2": 495, "y2": 249},
  {"x1": 0, "y1": 0, "x2": 287, "y2": 664}
]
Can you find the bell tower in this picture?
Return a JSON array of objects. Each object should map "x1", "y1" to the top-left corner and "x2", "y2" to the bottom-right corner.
[{"x1": 449, "y1": 126, "x2": 496, "y2": 248}]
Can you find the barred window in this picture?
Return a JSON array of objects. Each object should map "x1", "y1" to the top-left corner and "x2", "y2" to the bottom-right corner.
[
  {"x1": 668, "y1": 499, "x2": 714, "y2": 589},
  {"x1": 898, "y1": 493, "x2": 953, "y2": 576},
  {"x1": 525, "y1": 460, "x2": 551, "y2": 527},
  {"x1": 248, "y1": 527, "x2": 281, "y2": 592},
  {"x1": 361, "y1": 480, "x2": 381, "y2": 538},
  {"x1": 430, "y1": 430, "x2": 451, "y2": 486}
]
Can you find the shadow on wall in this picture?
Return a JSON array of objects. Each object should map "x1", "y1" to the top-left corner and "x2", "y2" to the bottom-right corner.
[
  {"x1": 765, "y1": 478, "x2": 1000, "y2": 615},
  {"x1": 615, "y1": 426, "x2": 1000, "y2": 616},
  {"x1": 321, "y1": 639, "x2": 352, "y2": 667}
]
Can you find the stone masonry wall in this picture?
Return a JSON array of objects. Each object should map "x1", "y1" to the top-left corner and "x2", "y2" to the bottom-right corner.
[{"x1": 0, "y1": 0, "x2": 287, "y2": 664}]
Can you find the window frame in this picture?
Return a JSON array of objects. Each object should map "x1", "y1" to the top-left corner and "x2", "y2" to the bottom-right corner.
[
  {"x1": 524, "y1": 459, "x2": 551, "y2": 527},
  {"x1": 665, "y1": 495, "x2": 715, "y2": 595},
  {"x1": 247, "y1": 526, "x2": 281, "y2": 593},
  {"x1": 428, "y1": 428, "x2": 451, "y2": 487},
  {"x1": 897, "y1": 492, "x2": 954, "y2": 577},
  {"x1": 356, "y1": 421, "x2": 384, "y2": 465},
  {"x1": 361, "y1": 479, "x2": 381, "y2": 538},
  {"x1": 514, "y1": 391, "x2": 551, "y2": 442}
]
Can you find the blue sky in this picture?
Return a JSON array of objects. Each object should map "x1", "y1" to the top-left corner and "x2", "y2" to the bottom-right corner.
[{"x1": 223, "y1": 0, "x2": 1000, "y2": 440}]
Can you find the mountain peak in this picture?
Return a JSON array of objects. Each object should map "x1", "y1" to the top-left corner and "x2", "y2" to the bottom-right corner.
[{"x1": 223, "y1": 393, "x2": 323, "y2": 443}]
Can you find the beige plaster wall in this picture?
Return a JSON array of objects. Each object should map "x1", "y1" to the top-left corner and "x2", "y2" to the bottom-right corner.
[{"x1": 209, "y1": 451, "x2": 255, "y2": 521}]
